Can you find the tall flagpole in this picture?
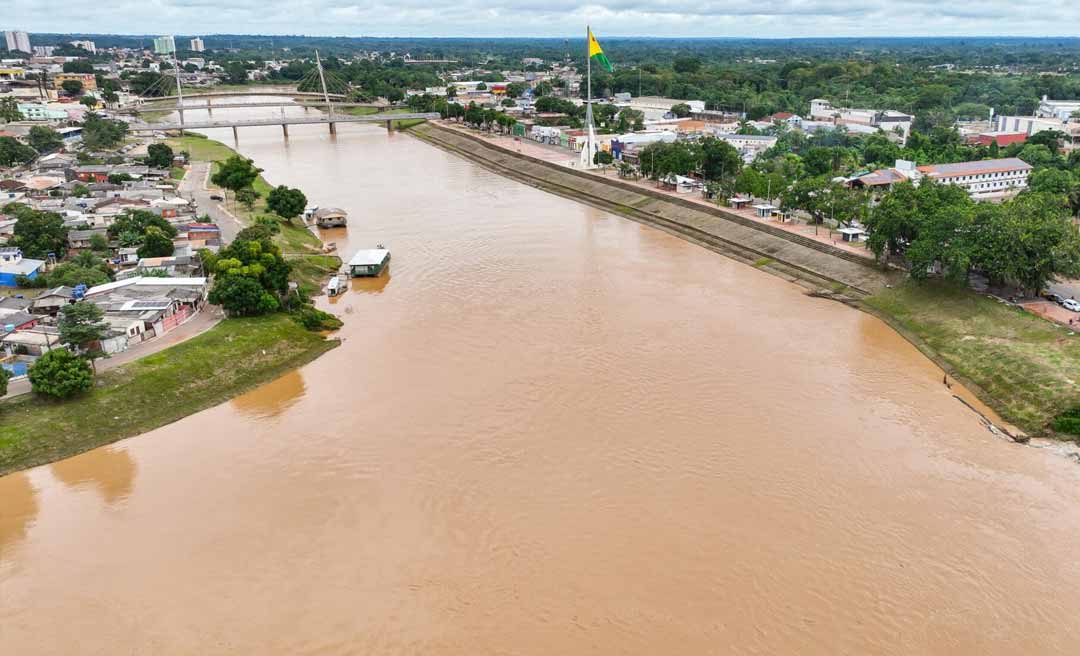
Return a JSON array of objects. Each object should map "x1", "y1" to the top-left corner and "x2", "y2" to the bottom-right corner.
[
  {"x1": 582, "y1": 26, "x2": 595, "y2": 169},
  {"x1": 586, "y1": 25, "x2": 591, "y2": 105}
]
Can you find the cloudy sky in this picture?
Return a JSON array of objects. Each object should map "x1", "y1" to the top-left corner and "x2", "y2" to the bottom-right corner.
[{"x1": 10, "y1": 0, "x2": 1080, "y2": 38}]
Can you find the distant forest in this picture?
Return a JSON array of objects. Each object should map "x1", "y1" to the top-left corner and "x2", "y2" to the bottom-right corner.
[{"x1": 13, "y1": 35, "x2": 1080, "y2": 123}]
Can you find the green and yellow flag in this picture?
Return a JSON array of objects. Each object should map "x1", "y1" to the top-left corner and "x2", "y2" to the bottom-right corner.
[{"x1": 588, "y1": 28, "x2": 613, "y2": 73}]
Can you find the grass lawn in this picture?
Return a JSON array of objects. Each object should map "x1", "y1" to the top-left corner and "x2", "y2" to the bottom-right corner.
[
  {"x1": 167, "y1": 134, "x2": 239, "y2": 163},
  {"x1": 864, "y1": 281, "x2": 1080, "y2": 435},
  {"x1": 289, "y1": 254, "x2": 341, "y2": 297},
  {"x1": 170, "y1": 165, "x2": 186, "y2": 180},
  {"x1": 0, "y1": 314, "x2": 338, "y2": 476}
]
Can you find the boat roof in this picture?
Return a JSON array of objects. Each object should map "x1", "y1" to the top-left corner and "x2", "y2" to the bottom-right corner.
[{"x1": 348, "y1": 249, "x2": 389, "y2": 266}]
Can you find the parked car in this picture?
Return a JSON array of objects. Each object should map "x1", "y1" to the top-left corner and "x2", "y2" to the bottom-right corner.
[
  {"x1": 209, "y1": 193, "x2": 224, "y2": 201},
  {"x1": 1063, "y1": 299, "x2": 1080, "y2": 312},
  {"x1": 1042, "y1": 291, "x2": 1065, "y2": 304}
]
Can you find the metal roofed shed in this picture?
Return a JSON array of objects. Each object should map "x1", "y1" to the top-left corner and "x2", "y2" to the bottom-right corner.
[{"x1": 347, "y1": 249, "x2": 390, "y2": 277}]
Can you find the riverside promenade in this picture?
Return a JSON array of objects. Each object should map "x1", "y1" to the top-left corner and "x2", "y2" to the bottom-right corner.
[{"x1": 413, "y1": 122, "x2": 898, "y2": 296}]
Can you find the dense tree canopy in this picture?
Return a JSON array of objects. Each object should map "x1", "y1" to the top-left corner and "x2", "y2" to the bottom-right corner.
[
  {"x1": 6, "y1": 204, "x2": 67, "y2": 259},
  {"x1": 266, "y1": 186, "x2": 308, "y2": 219},
  {"x1": 0, "y1": 136, "x2": 36, "y2": 166}
]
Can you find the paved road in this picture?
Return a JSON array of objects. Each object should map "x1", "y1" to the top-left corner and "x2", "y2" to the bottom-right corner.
[
  {"x1": 177, "y1": 161, "x2": 246, "y2": 243},
  {"x1": 2, "y1": 306, "x2": 224, "y2": 400}
]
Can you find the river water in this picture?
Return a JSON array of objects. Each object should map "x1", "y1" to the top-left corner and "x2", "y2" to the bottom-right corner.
[{"x1": 3, "y1": 101, "x2": 1080, "y2": 654}]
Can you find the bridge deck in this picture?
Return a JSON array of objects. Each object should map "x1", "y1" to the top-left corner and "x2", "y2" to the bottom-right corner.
[
  {"x1": 126, "y1": 101, "x2": 388, "y2": 112},
  {"x1": 147, "y1": 90, "x2": 347, "y2": 102},
  {"x1": 130, "y1": 113, "x2": 440, "y2": 132}
]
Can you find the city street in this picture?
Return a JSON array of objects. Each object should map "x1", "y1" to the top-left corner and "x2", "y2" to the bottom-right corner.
[{"x1": 177, "y1": 160, "x2": 245, "y2": 243}]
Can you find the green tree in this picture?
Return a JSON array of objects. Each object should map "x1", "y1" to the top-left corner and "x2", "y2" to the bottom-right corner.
[
  {"x1": 71, "y1": 184, "x2": 90, "y2": 198},
  {"x1": 208, "y1": 274, "x2": 279, "y2": 316},
  {"x1": 236, "y1": 187, "x2": 259, "y2": 211},
  {"x1": 62, "y1": 60, "x2": 95, "y2": 73},
  {"x1": 28, "y1": 126, "x2": 63, "y2": 154},
  {"x1": 670, "y1": 103, "x2": 692, "y2": 118},
  {"x1": 1028, "y1": 168, "x2": 1075, "y2": 195},
  {"x1": 89, "y1": 233, "x2": 109, "y2": 253},
  {"x1": 699, "y1": 137, "x2": 742, "y2": 183},
  {"x1": 0, "y1": 97, "x2": 24, "y2": 122},
  {"x1": 42, "y1": 263, "x2": 110, "y2": 288},
  {"x1": 0, "y1": 365, "x2": 9, "y2": 397},
  {"x1": 59, "y1": 302, "x2": 108, "y2": 372},
  {"x1": 107, "y1": 173, "x2": 133, "y2": 185},
  {"x1": 505, "y1": 82, "x2": 528, "y2": 98},
  {"x1": 0, "y1": 136, "x2": 37, "y2": 166},
  {"x1": 672, "y1": 57, "x2": 702, "y2": 74},
  {"x1": 265, "y1": 186, "x2": 307, "y2": 219},
  {"x1": 79, "y1": 96, "x2": 98, "y2": 108},
  {"x1": 146, "y1": 142, "x2": 174, "y2": 168},
  {"x1": 7, "y1": 205, "x2": 68, "y2": 259},
  {"x1": 28, "y1": 348, "x2": 94, "y2": 399},
  {"x1": 137, "y1": 226, "x2": 175, "y2": 258},
  {"x1": 81, "y1": 113, "x2": 128, "y2": 150},
  {"x1": 972, "y1": 193, "x2": 1080, "y2": 295},
  {"x1": 106, "y1": 210, "x2": 178, "y2": 242},
  {"x1": 865, "y1": 180, "x2": 975, "y2": 280},
  {"x1": 60, "y1": 79, "x2": 84, "y2": 96},
  {"x1": 211, "y1": 155, "x2": 262, "y2": 194}
]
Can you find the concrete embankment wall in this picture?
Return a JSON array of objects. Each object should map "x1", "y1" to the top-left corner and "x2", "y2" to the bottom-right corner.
[{"x1": 411, "y1": 123, "x2": 897, "y2": 296}]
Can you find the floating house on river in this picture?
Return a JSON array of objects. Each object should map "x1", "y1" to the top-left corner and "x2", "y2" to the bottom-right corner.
[
  {"x1": 347, "y1": 248, "x2": 390, "y2": 277},
  {"x1": 310, "y1": 207, "x2": 348, "y2": 228}
]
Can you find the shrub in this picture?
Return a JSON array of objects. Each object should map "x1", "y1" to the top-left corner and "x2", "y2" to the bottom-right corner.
[
  {"x1": 1052, "y1": 407, "x2": 1080, "y2": 436},
  {"x1": 293, "y1": 305, "x2": 343, "y2": 331},
  {"x1": 28, "y1": 349, "x2": 94, "y2": 399}
]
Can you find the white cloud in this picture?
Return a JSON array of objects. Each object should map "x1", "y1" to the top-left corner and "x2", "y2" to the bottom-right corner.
[{"x1": 8, "y1": 0, "x2": 1080, "y2": 37}]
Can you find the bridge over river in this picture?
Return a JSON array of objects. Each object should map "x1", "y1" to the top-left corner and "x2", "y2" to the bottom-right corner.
[{"x1": 130, "y1": 112, "x2": 441, "y2": 137}]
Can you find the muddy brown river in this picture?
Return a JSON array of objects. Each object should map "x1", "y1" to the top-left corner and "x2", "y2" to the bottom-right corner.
[{"x1": 4, "y1": 103, "x2": 1080, "y2": 654}]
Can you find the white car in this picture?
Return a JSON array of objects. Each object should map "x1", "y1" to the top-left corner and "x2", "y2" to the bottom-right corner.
[{"x1": 1063, "y1": 299, "x2": 1080, "y2": 312}]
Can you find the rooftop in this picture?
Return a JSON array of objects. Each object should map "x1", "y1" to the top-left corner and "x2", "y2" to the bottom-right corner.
[
  {"x1": 918, "y1": 157, "x2": 1032, "y2": 177},
  {"x1": 348, "y1": 249, "x2": 390, "y2": 267}
]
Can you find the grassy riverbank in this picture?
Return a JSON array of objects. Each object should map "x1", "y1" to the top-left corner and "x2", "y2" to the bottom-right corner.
[
  {"x1": 167, "y1": 134, "x2": 328, "y2": 251},
  {"x1": 0, "y1": 314, "x2": 338, "y2": 476},
  {"x1": 864, "y1": 282, "x2": 1080, "y2": 435}
]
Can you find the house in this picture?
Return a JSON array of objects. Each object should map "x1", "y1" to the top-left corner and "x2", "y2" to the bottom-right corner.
[
  {"x1": 135, "y1": 255, "x2": 198, "y2": 277},
  {"x1": 809, "y1": 99, "x2": 913, "y2": 142},
  {"x1": 66, "y1": 228, "x2": 109, "y2": 250},
  {"x1": 0, "y1": 247, "x2": 45, "y2": 287},
  {"x1": 0, "y1": 310, "x2": 38, "y2": 331},
  {"x1": 768, "y1": 112, "x2": 803, "y2": 128},
  {"x1": 967, "y1": 132, "x2": 1027, "y2": 148},
  {"x1": 850, "y1": 161, "x2": 919, "y2": 191},
  {"x1": 30, "y1": 286, "x2": 76, "y2": 315},
  {"x1": 181, "y1": 223, "x2": 221, "y2": 241},
  {"x1": 84, "y1": 277, "x2": 208, "y2": 339},
  {"x1": 1, "y1": 326, "x2": 61, "y2": 358},
  {"x1": 714, "y1": 133, "x2": 779, "y2": 162},
  {"x1": 917, "y1": 157, "x2": 1032, "y2": 200},
  {"x1": 116, "y1": 247, "x2": 139, "y2": 267},
  {"x1": 993, "y1": 114, "x2": 1080, "y2": 150},
  {"x1": 1036, "y1": 96, "x2": 1080, "y2": 121}
]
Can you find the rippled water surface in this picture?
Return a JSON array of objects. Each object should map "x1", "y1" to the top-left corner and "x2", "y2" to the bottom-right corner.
[{"x1": 3, "y1": 104, "x2": 1080, "y2": 654}]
